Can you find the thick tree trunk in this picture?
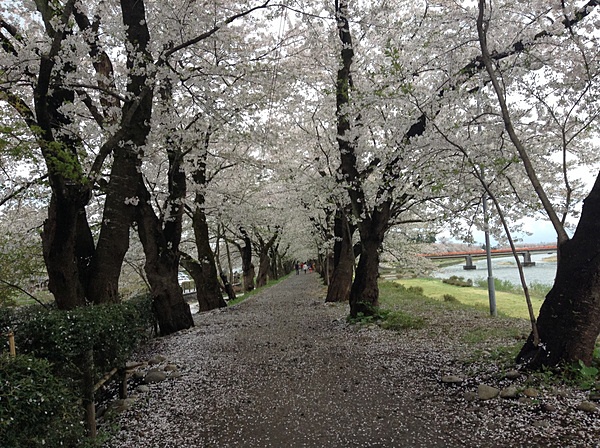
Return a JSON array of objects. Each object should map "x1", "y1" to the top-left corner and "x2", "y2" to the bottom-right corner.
[
  {"x1": 255, "y1": 230, "x2": 280, "y2": 288},
  {"x1": 134, "y1": 137, "x2": 195, "y2": 334},
  {"x1": 349, "y1": 236, "x2": 382, "y2": 317},
  {"x1": 256, "y1": 252, "x2": 270, "y2": 288},
  {"x1": 348, "y1": 205, "x2": 389, "y2": 317},
  {"x1": 334, "y1": 0, "x2": 377, "y2": 313},
  {"x1": 39, "y1": 0, "x2": 158, "y2": 310},
  {"x1": 33, "y1": 17, "x2": 95, "y2": 310},
  {"x1": 122, "y1": 0, "x2": 191, "y2": 334},
  {"x1": 214, "y1": 227, "x2": 236, "y2": 302},
  {"x1": 239, "y1": 229, "x2": 255, "y2": 292},
  {"x1": 149, "y1": 273, "x2": 193, "y2": 335},
  {"x1": 136, "y1": 151, "x2": 194, "y2": 335},
  {"x1": 243, "y1": 262, "x2": 255, "y2": 291},
  {"x1": 86, "y1": 147, "x2": 139, "y2": 304},
  {"x1": 142, "y1": 251, "x2": 194, "y2": 336},
  {"x1": 186, "y1": 127, "x2": 226, "y2": 311},
  {"x1": 137, "y1": 194, "x2": 194, "y2": 335},
  {"x1": 42, "y1": 193, "x2": 93, "y2": 309},
  {"x1": 180, "y1": 254, "x2": 227, "y2": 311},
  {"x1": 220, "y1": 271, "x2": 237, "y2": 302},
  {"x1": 191, "y1": 207, "x2": 227, "y2": 311},
  {"x1": 517, "y1": 173, "x2": 600, "y2": 368},
  {"x1": 268, "y1": 244, "x2": 279, "y2": 281},
  {"x1": 326, "y1": 210, "x2": 354, "y2": 303}
]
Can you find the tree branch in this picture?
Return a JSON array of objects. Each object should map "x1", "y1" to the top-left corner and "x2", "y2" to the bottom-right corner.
[
  {"x1": 477, "y1": 0, "x2": 570, "y2": 244},
  {"x1": 0, "y1": 174, "x2": 48, "y2": 207},
  {"x1": 162, "y1": 1, "x2": 272, "y2": 60},
  {"x1": 0, "y1": 279, "x2": 49, "y2": 309}
]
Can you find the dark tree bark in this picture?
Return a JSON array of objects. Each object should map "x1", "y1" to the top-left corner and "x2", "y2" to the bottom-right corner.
[
  {"x1": 135, "y1": 143, "x2": 194, "y2": 333},
  {"x1": 267, "y1": 255, "x2": 275, "y2": 282},
  {"x1": 349, "y1": 238, "x2": 381, "y2": 315},
  {"x1": 41, "y1": 192, "x2": 93, "y2": 309},
  {"x1": 180, "y1": 252, "x2": 227, "y2": 311},
  {"x1": 332, "y1": 0, "x2": 421, "y2": 316},
  {"x1": 334, "y1": 0, "x2": 360, "y2": 300},
  {"x1": 27, "y1": 0, "x2": 94, "y2": 309},
  {"x1": 84, "y1": 0, "x2": 159, "y2": 306},
  {"x1": 220, "y1": 271, "x2": 237, "y2": 302},
  {"x1": 188, "y1": 131, "x2": 227, "y2": 312},
  {"x1": 517, "y1": 173, "x2": 600, "y2": 368},
  {"x1": 13, "y1": 0, "x2": 156, "y2": 310},
  {"x1": 189, "y1": 207, "x2": 227, "y2": 311},
  {"x1": 137, "y1": 177, "x2": 194, "y2": 335},
  {"x1": 86, "y1": 146, "x2": 139, "y2": 304},
  {"x1": 255, "y1": 229, "x2": 280, "y2": 288},
  {"x1": 214, "y1": 226, "x2": 237, "y2": 302},
  {"x1": 72, "y1": 4, "x2": 127, "y2": 305},
  {"x1": 329, "y1": 0, "x2": 600, "y2": 320},
  {"x1": 334, "y1": 0, "x2": 388, "y2": 316},
  {"x1": 124, "y1": 0, "x2": 192, "y2": 334},
  {"x1": 238, "y1": 228, "x2": 255, "y2": 292},
  {"x1": 326, "y1": 210, "x2": 354, "y2": 303},
  {"x1": 474, "y1": 0, "x2": 600, "y2": 368},
  {"x1": 349, "y1": 207, "x2": 390, "y2": 316},
  {"x1": 2, "y1": 0, "x2": 276, "y2": 313},
  {"x1": 268, "y1": 243, "x2": 279, "y2": 281},
  {"x1": 256, "y1": 254, "x2": 269, "y2": 288}
]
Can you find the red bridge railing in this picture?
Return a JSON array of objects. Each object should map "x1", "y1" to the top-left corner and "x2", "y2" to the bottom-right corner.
[{"x1": 421, "y1": 244, "x2": 557, "y2": 258}]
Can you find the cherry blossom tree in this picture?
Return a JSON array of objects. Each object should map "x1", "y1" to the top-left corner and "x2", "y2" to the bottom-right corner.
[
  {"x1": 2, "y1": 0, "x2": 599, "y2": 355},
  {"x1": 332, "y1": 0, "x2": 465, "y2": 316},
  {"x1": 0, "y1": 0, "x2": 273, "y2": 334},
  {"x1": 327, "y1": 0, "x2": 599, "y2": 321},
  {"x1": 476, "y1": 0, "x2": 600, "y2": 367}
]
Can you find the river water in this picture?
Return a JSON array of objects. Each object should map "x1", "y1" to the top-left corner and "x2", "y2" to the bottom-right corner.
[{"x1": 432, "y1": 252, "x2": 558, "y2": 287}]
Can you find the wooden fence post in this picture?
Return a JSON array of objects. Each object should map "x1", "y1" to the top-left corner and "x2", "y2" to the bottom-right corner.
[{"x1": 8, "y1": 331, "x2": 15, "y2": 357}]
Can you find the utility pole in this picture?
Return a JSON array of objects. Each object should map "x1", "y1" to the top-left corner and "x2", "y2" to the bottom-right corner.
[
  {"x1": 478, "y1": 78, "x2": 496, "y2": 317},
  {"x1": 482, "y1": 186, "x2": 497, "y2": 317}
]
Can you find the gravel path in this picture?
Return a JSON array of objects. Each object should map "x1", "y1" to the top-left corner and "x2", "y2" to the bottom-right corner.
[{"x1": 105, "y1": 273, "x2": 600, "y2": 448}]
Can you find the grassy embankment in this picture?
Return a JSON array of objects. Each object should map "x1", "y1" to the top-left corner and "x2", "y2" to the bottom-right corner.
[{"x1": 386, "y1": 277, "x2": 545, "y2": 320}]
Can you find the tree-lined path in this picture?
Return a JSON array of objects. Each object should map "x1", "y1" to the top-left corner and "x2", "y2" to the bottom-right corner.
[
  {"x1": 105, "y1": 274, "x2": 599, "y2": 448},
  {"x1": 3, "y1": 2, "x2": 600, "y2": 445}
]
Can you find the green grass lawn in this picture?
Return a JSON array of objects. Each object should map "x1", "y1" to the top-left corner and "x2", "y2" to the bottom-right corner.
[{"x1": 394, "y1": 278, "x2": 543, "y2": 320}]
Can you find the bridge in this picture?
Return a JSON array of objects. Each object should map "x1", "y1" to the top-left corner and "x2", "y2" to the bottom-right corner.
[{"x1": 421, "y1": 245, "x2": 557, "y2": 270}]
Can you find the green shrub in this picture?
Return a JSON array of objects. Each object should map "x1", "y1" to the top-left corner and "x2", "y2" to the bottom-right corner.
[
  {"x1": 380, "y1": 310, "x2": 425, "y2": 331},
  {"x1": 443, "y1": 294, "x2": 459, "y2": 303},
  {"x1": 0, "y1": 354, "x2": 85, "y2": 448},
  {"x1": 346, "y1": 303, "x2": 389, "y2": 325},
  {"x1": 563, "y1": 360, "x2": 600, "y2": 391},
  {"x1": 0, "y1": 296, "x2": 154, "y2": 447},
  {"x1": 407, "y1": 286, "x2": 424, "y2": 295},
  {"x1": 0, "y1": 307, "x2": 15, "y2": 354},
  {"x1": 10, "y1": 295, "x2": 154, "y2": 386},
  {"x1": 474, "y1": 278, "x2": 551, "y2": 299},
  {"x1": 443, "y1": 276, "x2": 473, "y2": 287}
]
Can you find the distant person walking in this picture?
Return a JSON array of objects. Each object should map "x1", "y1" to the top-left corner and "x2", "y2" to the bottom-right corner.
[
  {"x1": 303, "y1": 263, "x2": 308, "y2": 274},
  {"x1": 295, "y1": 262, "x2": 300, "y2": 275}
]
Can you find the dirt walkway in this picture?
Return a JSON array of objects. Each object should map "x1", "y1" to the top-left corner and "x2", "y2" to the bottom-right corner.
[{"x1": 105, "y1": 273, "x2": 599, "y2": 448}]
